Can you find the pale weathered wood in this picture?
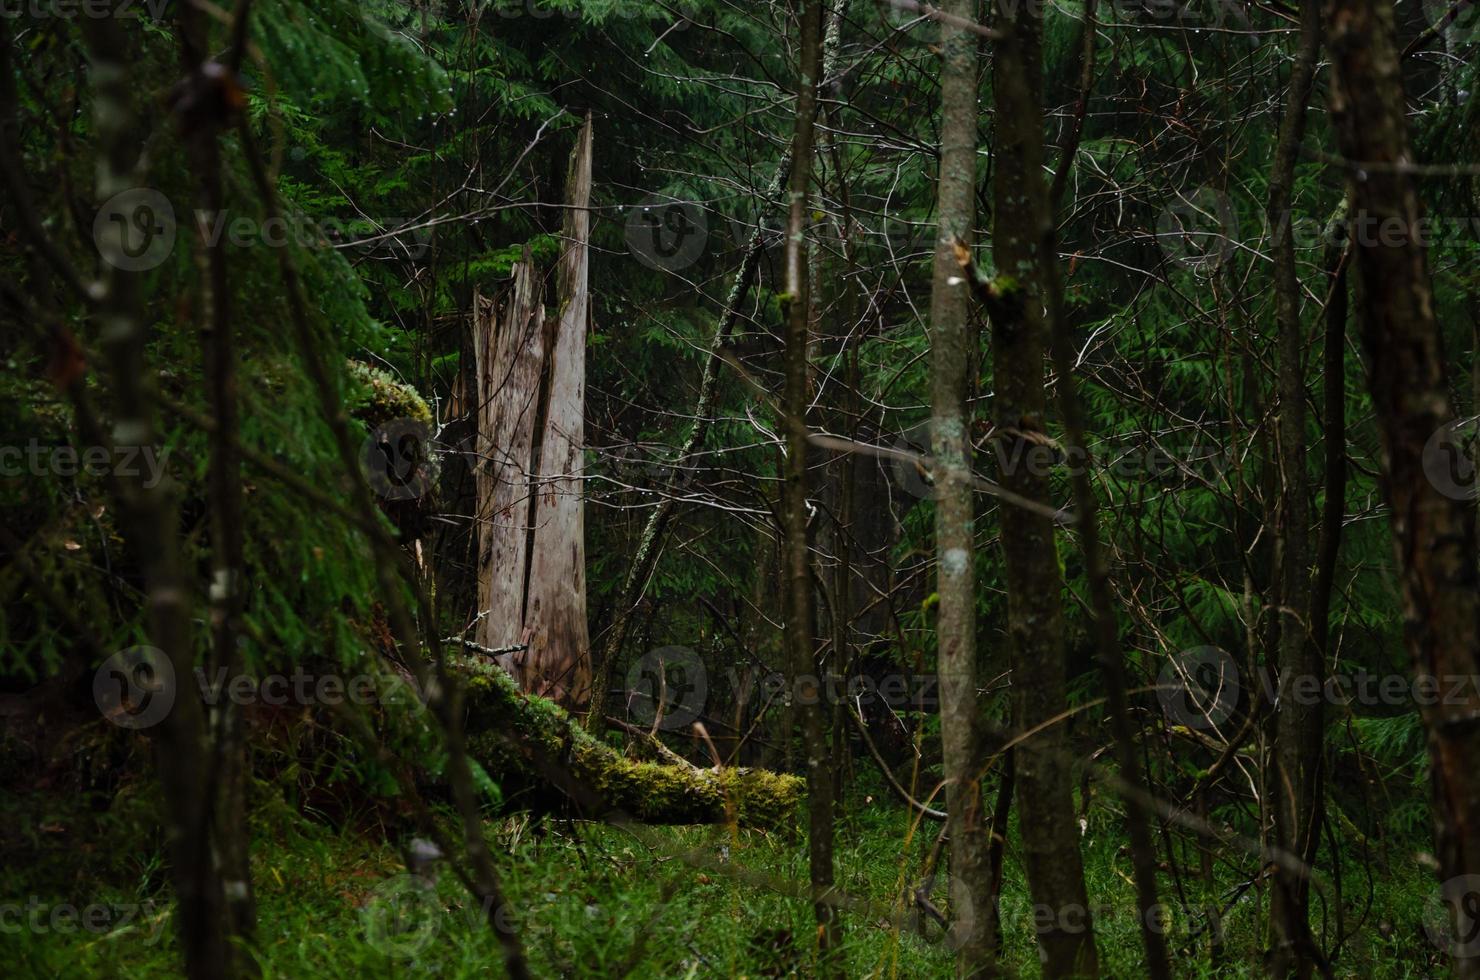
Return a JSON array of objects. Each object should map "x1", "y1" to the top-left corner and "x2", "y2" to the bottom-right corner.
[
  {"x1": 523, "y1": 114, "x2": 593, "y2": 706},
  {"x1": 473, "y1": 258, "x2": 546, "y2": 681},
  {"x1": 473, "y1": 117, "x2": 593, "y2": 709}
]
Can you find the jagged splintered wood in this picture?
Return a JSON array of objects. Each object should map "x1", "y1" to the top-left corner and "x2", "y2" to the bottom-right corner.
[{"x1": 472, "y1": 115, "x2": 593, "y2": 708}]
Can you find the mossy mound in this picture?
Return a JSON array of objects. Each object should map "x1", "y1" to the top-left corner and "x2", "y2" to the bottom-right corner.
[
  {"x1": 455, "y1": 656, "x2": 802, "y2": 829},
  {"x1": 345, "y1": 359, "x2": 433, "y2": 429},
  {"x1": 345, "y1": 360, "x2": 436, "y2": 540}
]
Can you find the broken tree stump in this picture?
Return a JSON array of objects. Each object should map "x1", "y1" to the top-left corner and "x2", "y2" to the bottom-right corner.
[{"x1": 472, "y1": 115, "x2": 594, "y2": 708}]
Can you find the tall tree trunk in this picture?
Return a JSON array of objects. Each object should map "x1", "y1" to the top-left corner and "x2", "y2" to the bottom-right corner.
[
  {"x1": 585, "y1": 6, "x2": 847, "y2": 735},
  {"x1": 1325, "y1": 1, "x2": 1480, "y2": 975},
  {"x1": 1265, "y1": 2, "x2": 1325, "y2": 972},
  {"x1": 178, "y1": 8, "x2": 259, "y2": 969},
  {"x1": 1041, "y1": 138, "x2": 1173, "y2": 980},
  {"x1": 1310, "y1": 210, "x2": 1350, "y2": 668},
  {"x1": 990, "y1": 0, "x2": 1099, "y2": 973},
  {"x1": 781, "y1": 0, "x2": 840, "y2": 969},
  {"x1": 82, "y1": 15, "x2": 229, "y2": 978},
  {"x1": 1302, "y1": 213, "x2": 1350, "y2": 973},
  {"x1": 928, "y1": 0, "x2": 997, "y2": 974}
]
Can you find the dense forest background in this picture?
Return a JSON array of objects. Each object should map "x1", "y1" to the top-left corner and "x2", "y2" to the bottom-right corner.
[{"x1": 2, "y1": 0, "x2": 1479, "y2": 976}]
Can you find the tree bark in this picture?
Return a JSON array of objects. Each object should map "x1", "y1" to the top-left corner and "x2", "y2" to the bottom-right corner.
[
  {"x1": 927, "y1": 0, "x2": 998, "y2": 973},
  {"x1": 474, "y1": 117, "x2": 594, "y2": 708},
  {"x1": 178, "y1": 8, "x2": 257, "y2": 969},
  {"x1": 82, "y1": 15, "x2": 229, "y2": 978},
  {"x1": 1042, "y1": 144, "x2": 1173, "y2": 980},
  {"x1": 781, "y1": 0, "x2": 841, "y2": 969},
  {"x1": 1325, "y1": 1, "x2": 1480, "y2": 975},
  {"x1": 523, "y1": 115, "x2": 594, "y2": 706},
  {"x1": 989, "y1": 0, "x2": 1100, "y2": 973},
  {"x1": 1265, "y1": 2, "x2": 1325, "y2": 972},
  {"x1": 473, "y1": 265, "x2": 546, "y2": 672},
  {"x1": 1310, "y1": 210, "x2": 1350, "y2": 667}
]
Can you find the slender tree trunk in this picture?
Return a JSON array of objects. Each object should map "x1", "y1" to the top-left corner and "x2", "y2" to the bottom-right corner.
[
  {"x1": 781, "y1": 0, "x2": 840, "y2": 969},
  {"x1": 1326, "y1": 1, "x2": 1480, "y2": 975},
  {"x1": 829, "y1": 314, "x2": 856, "y2": 816},
  {"x1": 586, "y1": 7, "x2": 846, "y2": 735},
  {"x1": 816, "y1": 39, "x2": 882, "y2": 809},
  {"x1": 1197, "y1": 790, "x2": 1225, "y2": 963},
  {"x1": 1265, "y1": 2, "x2": 1325, "y2": 972},
  {"x1": 1301, "y1": 216, "x2": 1350, "y2": 974},
  {"x1": 1310, "y1": 211, "x2": 1350, "y2": 667},
  {"x1": 178, "y1": 9, "x2": 257, "y2": 969},
  {"x1": 1042, "y1": 158, "x2": 1172, "y2": 980},
  {"x1": 1472, "y1": 283, "x2": 1480, "y2": 529},
  {"x1": 986, "y1": 748, "x2": 1013, "y2": 958},
  {"x1": 928, "y1": 1, "x2": 997, "y2": 973},
  {"x1": 989, "y1": 0, "x2": 1099, "y2": 973},
  {"x1": 583, "y1": 160, "x2": 783, "y2": 733},
  {"x1": 82, "y1": 16, "x2": 230, "y2": 978}
]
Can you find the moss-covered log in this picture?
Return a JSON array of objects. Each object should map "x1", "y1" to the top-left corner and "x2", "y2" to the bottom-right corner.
[{"x1": 453, "y1": 656, "x2": 802, "y2": 829}]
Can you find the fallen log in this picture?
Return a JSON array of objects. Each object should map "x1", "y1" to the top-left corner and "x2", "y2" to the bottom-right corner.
[{"x1": 452, "y1": 656, "x2": 803, "y2": 830}]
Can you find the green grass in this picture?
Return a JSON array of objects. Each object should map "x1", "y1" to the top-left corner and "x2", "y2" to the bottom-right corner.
[{"x1": 0, "y1": 777, "x2": 1450, "y2": 978}]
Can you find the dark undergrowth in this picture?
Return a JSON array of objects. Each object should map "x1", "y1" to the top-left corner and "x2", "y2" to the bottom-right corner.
[{"x1": 0, "y1": 765, "x2": 1445, "y2": 979}]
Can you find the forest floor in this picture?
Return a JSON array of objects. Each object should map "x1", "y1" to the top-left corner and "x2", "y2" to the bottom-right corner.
[{"x1": 0, "y1": 776, "x2": 1446, "y2": 978}]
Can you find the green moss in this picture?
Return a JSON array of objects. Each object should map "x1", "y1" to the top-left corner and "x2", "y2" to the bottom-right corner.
[
  {"x1": 454, "y1": 656, "x2": 803, "y2": 828},
  {"x1": 344, "y1": 359, "x2": 433, "y2": 429},
  {"x1": 989, "y1": 274, "x2": 1021, "y2": 296}
]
